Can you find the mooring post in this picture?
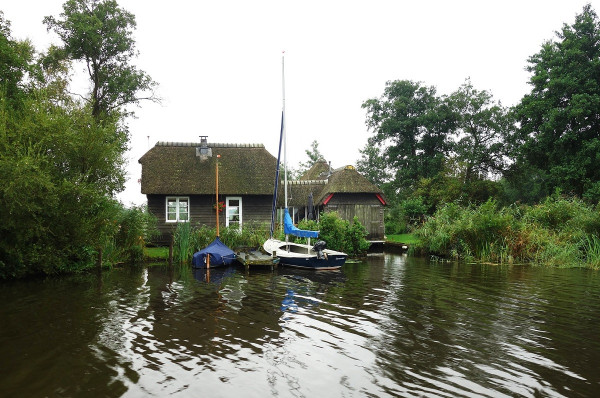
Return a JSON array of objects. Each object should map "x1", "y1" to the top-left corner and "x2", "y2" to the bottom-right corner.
[{"x1": 169, "y1": 235, "x2": 174, "y2": 266}]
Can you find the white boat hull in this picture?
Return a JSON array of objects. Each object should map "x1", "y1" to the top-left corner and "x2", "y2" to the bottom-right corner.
[{"x1": 263, "y1": 238, "x2": 347, "y2": 270}]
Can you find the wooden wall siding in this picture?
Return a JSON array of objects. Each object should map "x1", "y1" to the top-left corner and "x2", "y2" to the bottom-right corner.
[
  {"x1": 147, "y1": 194, "x2": 272, "y2": 245},
  {"x1": 325, "y1": 203, "x2": 385, "y2": 239},
  {"x1": 323, "y1": 193, "x2": 385, "y2": 239}
]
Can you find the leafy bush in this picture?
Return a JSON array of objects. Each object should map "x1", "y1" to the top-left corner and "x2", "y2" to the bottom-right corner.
[
  {"x1": 109, "y1": 205, "x2": 158, "y2": 264},
  {"x1": 316, "y1": 212, "x2": 369, "y2": 256},
  {"x1": 414, "y1": 195, "x2": 600, "y2": 268}
]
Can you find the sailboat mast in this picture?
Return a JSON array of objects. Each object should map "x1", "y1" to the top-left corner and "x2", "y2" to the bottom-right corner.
[{"x1": 282, "y1": 54, "x2": 288, "y2": 210}]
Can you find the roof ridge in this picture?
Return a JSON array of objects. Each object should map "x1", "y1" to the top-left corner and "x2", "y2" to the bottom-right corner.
[
  {"x1": 155, "y1": 141, "x2": 265, "y2": 148},
  {"x1": 288, "y1": 180, "x2": 327, "y2": 185}
]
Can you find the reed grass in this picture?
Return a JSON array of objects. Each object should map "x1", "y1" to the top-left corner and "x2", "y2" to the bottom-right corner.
[
  {"x1": 415, "y1": 196, "x2": 600, "y2": 268},
  {"x1": 174, "y1": 222, "x2": 193, "y2": 264}
]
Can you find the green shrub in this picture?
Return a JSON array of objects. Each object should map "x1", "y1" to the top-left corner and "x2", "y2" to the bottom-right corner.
[{"x1": 415, "y1": 195, "x2": 600, "y2": 268}]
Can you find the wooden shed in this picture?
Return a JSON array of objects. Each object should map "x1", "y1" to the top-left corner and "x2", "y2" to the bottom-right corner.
[{"x1": 283, "y1": 161, "x2": 387, "y2": 240}]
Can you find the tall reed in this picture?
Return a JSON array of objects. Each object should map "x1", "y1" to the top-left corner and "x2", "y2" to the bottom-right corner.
[{"x1": 174, "y1": 222, "x2": 193, "y2": 264}]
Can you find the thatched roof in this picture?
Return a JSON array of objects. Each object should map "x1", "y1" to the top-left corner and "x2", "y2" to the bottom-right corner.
[
  {"x1": 299, "y1": 160, "x2": 330, "y2": 180},
  {"x1": 315, "y1": 165, "x2": 384, "y2": 203},
  {"x1": 278, "y1": 163, "x2": 385, "y2": 206},
  {"x1": 284, "y1": 180, "x2": 327, "y2": 207},
  {"x1": 139, "y1": 142, "x2": 278, "y2": 195}
]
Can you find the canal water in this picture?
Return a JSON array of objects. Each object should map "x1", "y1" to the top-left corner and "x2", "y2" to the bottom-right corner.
[{"x1": 1, "y1": 254, "x2": 599, "y2": 397}]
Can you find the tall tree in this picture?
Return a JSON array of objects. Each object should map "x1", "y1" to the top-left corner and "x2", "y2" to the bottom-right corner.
[
  {"x1": 514, "y1": 4, "x2": 600, "y2": 201},
  {"x1": 298, "y1": 139, "x2": 325, "y2": 175},
  {"x1": 361, "y1": 80, "x2": 454, "y2": 194},
  {"x1": 0, "y1": 12, "x2": 35, "y2": 106},
  {"x1": 446, "y1": 79, "x2": 513, "y2": 183},
  {"x1": 43, "y1": 0, "x2": 158, "y2": 119},
  {"x1": 356, "y1": 136, "x2": 391, "y2": 187}
]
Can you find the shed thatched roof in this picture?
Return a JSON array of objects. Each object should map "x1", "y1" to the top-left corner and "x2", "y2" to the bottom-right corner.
[
  {"x1": 278, "y1": 163, "x2": 385, "y2": 206},
  {"x1": 299, "y1": 160, "x2": 330, "y2": 180},
  {"x1": 315, "y1": 165, "x2": 384, "y2": 203},
  {"x1": 139, "y1": 142, "x2": 277, "y2": 195}
]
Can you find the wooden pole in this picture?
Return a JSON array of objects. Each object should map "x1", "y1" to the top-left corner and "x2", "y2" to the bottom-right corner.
[
  {"x1": 97, "y1": 248, "x2": 103, "y2": 269},
  {"x1": 168, "y1": 235, "x2": 173, "y2": 266},
  {"x1": 216, "y1": 154, "x2": 220, "y2": 237}
]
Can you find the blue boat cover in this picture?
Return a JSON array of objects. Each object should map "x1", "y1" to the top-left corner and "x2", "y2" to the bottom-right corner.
[
  {"x1": 192, "y1": 237, "x2": 236, "y2": 268},
  {"x1": 284, "y1": 208, "x2": 319, "y2": 238}
]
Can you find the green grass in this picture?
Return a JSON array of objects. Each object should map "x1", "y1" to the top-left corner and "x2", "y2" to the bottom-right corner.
[
  {"x1": 145, "y1": 247, "x2": 169, "y2": 260},
  {"x1": 386, "y1": 234, "x2": 420, "y2": 244}
]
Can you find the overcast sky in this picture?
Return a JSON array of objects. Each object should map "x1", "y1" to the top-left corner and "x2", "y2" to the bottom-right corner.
[{"x1": 2, "y1": 0, "x2": 598, "y2": 205}]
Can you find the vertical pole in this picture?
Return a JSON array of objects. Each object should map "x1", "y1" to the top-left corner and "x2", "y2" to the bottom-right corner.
[
  {"x1": 169, "y1": 235, "x2": 173, "y2": 266},
  {"x1": 282, "y1": 53, "x2": 288, "y2": 212},
  {"x1": 216, "y1": 154, "x2": 220, "y2": 237},
  {"x1": 97, "y1": 248, "x2": 103, "y2": 269}
]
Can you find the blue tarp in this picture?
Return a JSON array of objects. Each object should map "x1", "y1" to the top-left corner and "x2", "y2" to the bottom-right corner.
[
  {"x1": 192, "y1": 237, "x2": 236, "y2": 268},
  {"x1": 283, "y1": 208, "x2": 319, "y2": 238}
]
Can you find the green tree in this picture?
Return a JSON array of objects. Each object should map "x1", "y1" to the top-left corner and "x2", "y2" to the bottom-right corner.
[
  {"x1": 513, "y1": 4, "x2": 600, "y2": 202},
  {"x1": 0, "y1": 3, "x2": 154, "y2": 279},
  {"x1": 356, "y1": 136, "x2": 391, "y2": 187},
  {"x1": 0, "y1": 12, "x2": 36, "y2": 106},
  {"x1": 361, "y1": 80, "x2": 454, "y2": 195},
  {"x1": 446, "y1": 79, "x2": 513, "y2": 184},
  {"x1": 297, "y1": 139, "x2": 325, "y2": 178},
  {"x1": 43, "y1": 0, "x2": 158, "y2": 119}
]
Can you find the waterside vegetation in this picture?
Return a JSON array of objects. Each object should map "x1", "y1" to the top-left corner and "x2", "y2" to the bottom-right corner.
[{"x1": 412, "y1": 195, "x2": 600, "y2": 268}]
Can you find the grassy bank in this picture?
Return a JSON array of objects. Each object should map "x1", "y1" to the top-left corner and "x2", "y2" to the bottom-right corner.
[
  {"x1": 386, "y1": 234, "x2": 420, "y2": 245},
  {"x1": 145, "y1": 247, "x2": 169, "y2": 261},
  {"x1": 413, "y1": 196, "x2": 600, "y2": 268}
]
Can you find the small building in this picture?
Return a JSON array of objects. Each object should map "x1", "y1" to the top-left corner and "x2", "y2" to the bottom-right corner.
[
  {"x1": 139, "y1": 137, "x2": 277, "y2": 244},
  {"x1": 284, "y1": 161, "x2": 387, "y2": 240},
  {"x1": 139, "y1": 140, "x2": 387, "y2": 244}
]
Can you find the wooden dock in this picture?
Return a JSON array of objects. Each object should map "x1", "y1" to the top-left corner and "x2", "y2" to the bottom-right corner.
[{"x1": 237, "y1": 250, "x2": 280, "y2": 268}]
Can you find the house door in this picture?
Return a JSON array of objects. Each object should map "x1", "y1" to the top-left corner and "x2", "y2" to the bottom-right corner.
[{"x1": 226, "y1": 197, "x2": 242, "y2": 229}]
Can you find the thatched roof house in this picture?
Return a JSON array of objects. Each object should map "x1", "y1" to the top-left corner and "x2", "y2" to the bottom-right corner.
[
  {"x1": 139, "y1": 142, "x2": 387, "y2": 243},
  {"x1": 139, "y1": 137, "x2": 277, "y2": 244}
]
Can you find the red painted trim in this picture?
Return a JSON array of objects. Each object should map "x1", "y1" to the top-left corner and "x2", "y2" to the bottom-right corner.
[
  {"x1": 323, "y1": 193, "x2": 334, "y2": 205},
  {"x1": 376, "y1": 194, "x2": 387, "y2": 205}
]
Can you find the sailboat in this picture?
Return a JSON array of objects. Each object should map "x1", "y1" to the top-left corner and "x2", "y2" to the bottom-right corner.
[
  {"x1": 192, "y1": 154, "x2": 236, "y2": 268},
  {"x1": 263, "y1": 55, "x2": 347, "y2": 270}
]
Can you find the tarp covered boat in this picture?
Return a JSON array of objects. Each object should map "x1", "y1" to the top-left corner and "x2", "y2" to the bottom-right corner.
[{"x1": 192, "y1": 237, "x2": 236, "y2": 268}]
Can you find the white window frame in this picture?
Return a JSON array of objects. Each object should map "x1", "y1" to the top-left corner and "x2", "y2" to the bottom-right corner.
[
  {"x1": 226, "y1": 196, "x2": 242, "y2": 229},
  {"x1": 165, "y1": 196, "x2": 190, "y2": 223}
]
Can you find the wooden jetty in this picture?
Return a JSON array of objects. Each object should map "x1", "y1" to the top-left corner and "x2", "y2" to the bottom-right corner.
[{"x1": 237, "y1": 249, "x2": 280, "y2": 268}]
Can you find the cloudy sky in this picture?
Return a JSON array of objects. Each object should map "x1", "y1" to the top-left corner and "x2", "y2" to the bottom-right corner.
[{"x1": 2, "y1": 0, "x2": 598, "y2": 205}]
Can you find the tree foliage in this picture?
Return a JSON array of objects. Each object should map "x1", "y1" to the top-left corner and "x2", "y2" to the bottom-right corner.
[
  {"x1": 446, "y1": 79, "x2": 512, "y2": 183},
  {"x1": 362, "y1": 80, "x2": 453, "y2": 195},
  {"x1": 361, "y1": 79, "x2": 511, "y2": 212},
  {"x1": 296, "y1": 139, "x2": 325, "y2": 178},
  {"x1": 0, "y1": 2, "x2": 157, "y2": 279},
  {"x1": 0, "y1": 12, "x2": 36, "y2": 106},
  {"x1": 43, "y1": 0, "x2": 158, "y2": 119},
  {"x1": 513, "y1": 4, "x2": 600, "y2": 202}
]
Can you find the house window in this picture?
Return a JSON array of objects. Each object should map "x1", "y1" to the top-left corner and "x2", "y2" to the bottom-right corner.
[
  {"x1": 166, "y1": 197, "x2": 189, "y2": 222},
  {"x1": 226, "y1": 197, "x2": 242, "y2": 229}
]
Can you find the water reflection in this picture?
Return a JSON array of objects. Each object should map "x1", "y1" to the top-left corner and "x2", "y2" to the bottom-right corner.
[{"x1": 1, "y1": 256, "x2": 599, "y2": 397}]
